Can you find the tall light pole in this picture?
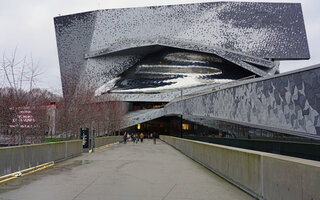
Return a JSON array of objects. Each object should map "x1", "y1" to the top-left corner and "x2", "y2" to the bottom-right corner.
[
  {"x1": 91, "y1": 126, "x2": 95, "y2": 152},
  {"x1": 180, "y1": 90, "x2": 183, "y2": 138}
]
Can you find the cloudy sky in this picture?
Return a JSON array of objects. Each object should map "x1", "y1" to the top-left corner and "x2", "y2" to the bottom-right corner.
[{"x1": 1, "y1": 0, "x2": 319, "y2": 94}]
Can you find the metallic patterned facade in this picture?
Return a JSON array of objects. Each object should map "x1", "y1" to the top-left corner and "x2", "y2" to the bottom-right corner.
[
  {"x1": 54, "y1": 2, "x2": 317, "y2": 139},
  {"x1": 55, "y1": 2, "x2": 309, "y2": 96},
  {"x1": 121, "y1": 65, "x2": 320, "y2": 139},
  {"x1": 165, "y1": 65, "x2": 320, "y2": 139}
]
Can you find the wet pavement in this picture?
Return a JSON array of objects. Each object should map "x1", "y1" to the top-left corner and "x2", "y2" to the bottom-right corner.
[{"x1": 0, "y1": 139, "x2": 254, "y2": 200}]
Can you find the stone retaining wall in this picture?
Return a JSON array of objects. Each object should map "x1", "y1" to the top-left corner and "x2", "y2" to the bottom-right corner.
[{"x1": 94, "y1": 136, "x2": 122, "y2": 148}]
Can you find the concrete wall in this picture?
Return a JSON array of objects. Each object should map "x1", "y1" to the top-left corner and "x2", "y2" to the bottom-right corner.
[
  {"x1": 160, "y1": 135, "x2": 320, "y2": 200},
  {"x1": 0, "y1": 140, "x2": 82, "y2": 177},
  {"x1": 94, "y1": 136, "x2": 122, "y2": 148}
]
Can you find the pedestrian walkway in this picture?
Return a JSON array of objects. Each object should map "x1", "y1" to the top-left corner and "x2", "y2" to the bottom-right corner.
[{"x1": 0, "y1": 139, "x2": 254, "y2": 200}]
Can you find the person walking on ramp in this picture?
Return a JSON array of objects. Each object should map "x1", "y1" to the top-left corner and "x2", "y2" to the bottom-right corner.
[
  {"x1": 153, "y1": 132, "x2": 157, "y2": 144},
  {"x1": 140, "y1": 132, "x2": 144, "y2": 143},
  {"x1": 123, "y1": 132, "x2": 127, "y2": 144}
]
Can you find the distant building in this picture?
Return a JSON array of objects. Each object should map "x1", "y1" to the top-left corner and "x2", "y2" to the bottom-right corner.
[{"x1": 0, "y1": 104, "x2": 57, "y2": 146}]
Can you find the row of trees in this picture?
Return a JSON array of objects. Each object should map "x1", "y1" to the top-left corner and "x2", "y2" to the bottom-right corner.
[
  {"x1": 57, "y1": 64, "x2": 126, "y2": 140},
  {"x1": 0, "y1": 49, "x2": 126, "y2": 146}
]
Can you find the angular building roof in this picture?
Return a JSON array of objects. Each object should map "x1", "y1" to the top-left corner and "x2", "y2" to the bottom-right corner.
[{"x1": 54, "y1": 2, "x2": 309, "y2": 96}]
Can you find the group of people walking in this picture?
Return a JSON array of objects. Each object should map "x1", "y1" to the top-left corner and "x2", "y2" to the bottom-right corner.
[{"x1": 123, "y1": 132, "x2": 157, "y2": 144}]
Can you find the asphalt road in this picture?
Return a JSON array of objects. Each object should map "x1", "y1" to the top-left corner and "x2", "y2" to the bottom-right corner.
[{"x1": 0, "y1": 139, "x2": 254, "y2": 200}]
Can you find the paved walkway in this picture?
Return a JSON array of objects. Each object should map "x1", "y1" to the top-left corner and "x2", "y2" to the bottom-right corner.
[{"x1": 0, "y1": 140, "x2": 254, "y2": 200}]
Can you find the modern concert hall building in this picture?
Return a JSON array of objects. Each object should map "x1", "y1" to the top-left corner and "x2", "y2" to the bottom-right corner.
[{"x1": 55, "y1": 2, "x2": 320, "y2": 141}]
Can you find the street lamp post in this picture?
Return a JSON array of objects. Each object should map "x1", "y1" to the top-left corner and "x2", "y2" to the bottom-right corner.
[
  {"x1": 180, "y1": 90, "x2": 183, "y2": 138},
  {"x1": 91, "y1": 123, "x2": 95, "y2": 152}
]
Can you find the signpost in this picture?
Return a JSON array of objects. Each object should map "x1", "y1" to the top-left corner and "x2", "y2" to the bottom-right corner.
[{"x1": 80, "y1": 128, "x2": 89, "y2": 150}]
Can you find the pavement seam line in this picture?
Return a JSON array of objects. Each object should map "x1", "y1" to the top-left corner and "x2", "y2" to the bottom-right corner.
[
  {"x1": 161, "y1": 183, "x2": 177, "y2": 200},
  {"x1": 71, "y1": 175, "x2": 100, "y2": 200},
  {"x1": 95, "y1": 142, "x2": 120, "y2": 152}
]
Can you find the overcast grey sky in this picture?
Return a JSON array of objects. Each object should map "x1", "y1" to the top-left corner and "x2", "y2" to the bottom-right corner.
[{"x1": 1, "y1": 0, "x2": 319, "y2": 94}]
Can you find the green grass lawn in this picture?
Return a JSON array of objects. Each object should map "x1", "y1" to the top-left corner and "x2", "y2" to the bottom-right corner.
[{"x1": 45, "y1": 138, "x2": 65, "y2": 143}]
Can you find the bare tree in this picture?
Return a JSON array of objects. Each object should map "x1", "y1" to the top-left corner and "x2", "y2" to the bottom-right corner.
[
  {"x1": 92, "y1": 96, "x2": 127, "y2": 137},
  {"x1": 0, "y1": 51, "x2": 127, "y2": 144},
  {"x1": 55, "y1": 65, "x2": 127, "y2": 140},
  {"x1": 0, "y1": 48, "x2": 54, "y2": 145}
]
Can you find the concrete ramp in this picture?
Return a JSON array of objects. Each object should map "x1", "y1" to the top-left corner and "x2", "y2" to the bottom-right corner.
[{"x1": 0, "y1": 140, "x2": 254, "y2": 200}]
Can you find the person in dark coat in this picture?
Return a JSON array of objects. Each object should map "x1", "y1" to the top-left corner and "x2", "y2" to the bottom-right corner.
[
  {"x1": 153, "y1": 132, "x2": 157, "y2": 144},
  {"x1": 123, "y1": 132, "x2": 127, "y2": 144},
  {"x1": 140, "y1": 132, "x2": 144, "y2": 143}
]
